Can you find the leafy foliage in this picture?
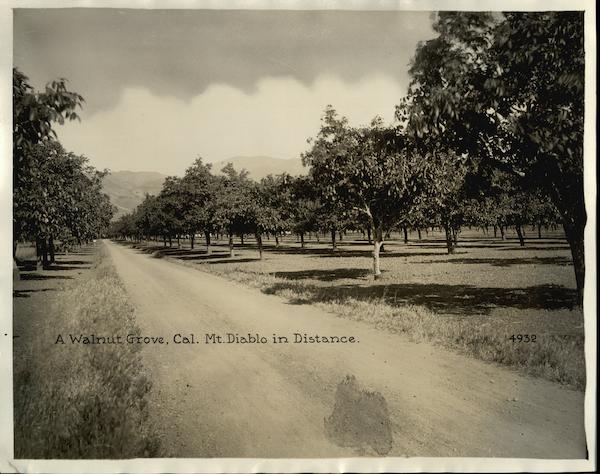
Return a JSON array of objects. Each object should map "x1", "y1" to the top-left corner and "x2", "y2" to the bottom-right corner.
[
  {"x1": 13, "y1": 68, "x2": 112, "y2": 265},
  {"x1": 399, "y1": 12, "x2": 585, "y2": 301}
]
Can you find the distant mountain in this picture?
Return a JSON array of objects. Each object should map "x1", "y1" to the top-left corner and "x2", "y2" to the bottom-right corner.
[
  {"x1": 102, "y1": 170, "x2": 166, "y2": 218},
  {"x1": 212, "y1": 156, "x2": 308, "y2": 181},
  {"x1": 102, "y1": 157, "x2": 307, "y2": 218}
]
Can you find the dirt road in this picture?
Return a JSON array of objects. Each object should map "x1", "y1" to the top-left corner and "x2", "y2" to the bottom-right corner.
[{"x1": 105, "y1": 240, "x2": 586, "y2": 458}]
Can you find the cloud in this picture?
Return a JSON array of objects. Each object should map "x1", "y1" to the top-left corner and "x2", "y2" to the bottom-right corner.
[
  {"x1": 56, "y1": 74, "x2": 404, "y2": 175},
  {"x1": 14, "y1": 9, "x2": 435, "y2": 114}
]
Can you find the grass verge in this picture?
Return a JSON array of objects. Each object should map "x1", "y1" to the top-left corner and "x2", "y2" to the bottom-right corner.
[
  {"x1": 14, "y1": 244, "x2": 159, "y2": 458},
  {"x1": 193, "y1": 264, "x2": 585, "y2": 391}
]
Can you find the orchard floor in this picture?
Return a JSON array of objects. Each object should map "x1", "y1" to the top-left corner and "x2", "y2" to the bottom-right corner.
[{"x1": 126, "y1": 227, "x2": 585, "y2": 389}]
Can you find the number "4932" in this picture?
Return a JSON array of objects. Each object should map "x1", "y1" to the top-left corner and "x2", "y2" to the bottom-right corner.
[{"x1": 509, "y1": 334, "x2": 536, "y2": 343}]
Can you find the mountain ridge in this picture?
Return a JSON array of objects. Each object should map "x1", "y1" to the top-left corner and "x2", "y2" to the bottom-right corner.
[{"x1": 103, "y1": 156, "x2": 307, "y2": 218}]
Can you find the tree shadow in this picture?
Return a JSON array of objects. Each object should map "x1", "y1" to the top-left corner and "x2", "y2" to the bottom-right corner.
[
  {"x1": 420, "y1": 256, "x2": 573, "y2": 267},
  {"x1": 263, "y1": 245, "x2": 445, "y2": 259},
  {"x1": 55, "y1": 259, "x2": 90, "y2": 265},
  {"x1": 203, "y1": 257, "x2": 262, "y2": 265},
  {"x1": 177, "y1": 253, "x2": 231, "y2": 261},
  {"x1": 498, "y1": 246, "x2": 571, "y2": 251},
  {"x1": 134, "y1": 241, "x2": 446, "y2": 261},
  {"x1": 272, "y1": 268, "x2": 372, "y2": 282},
  {"x1": 19, "y1": 273, "x2": 73, "y2": 281},
  {"x1": 409, "y1": 243, "x2": 508, "y2": 250},
  {"x1": 130, "y1": 244, "x2": 164, "y2": 254},
  {"x1": 150, "y1": 248, "x2": 210, "y2": 257},
  {"x1": 44, "y1": 264, "x2": 92, "y2": 271},
  {"x1": 15, "y1": 260, "x2": 37, "y2": 271},
  {"x1": 13, "y1": 288, "x2": 55, "y2": 298},
  {"x1": 264, "y1": 281, "x2": 577, "y2": 315},
  {"x1": 16, "y1": 259, "x2": 92, "y2": 271},
  {"x1": 404, "y1": 237, "x2": 519, "y2": 248}
]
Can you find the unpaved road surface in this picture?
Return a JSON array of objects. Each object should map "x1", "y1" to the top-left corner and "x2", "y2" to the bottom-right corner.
[{"x1": 105, "y1": 240, "x2": 586, "y2": 458}]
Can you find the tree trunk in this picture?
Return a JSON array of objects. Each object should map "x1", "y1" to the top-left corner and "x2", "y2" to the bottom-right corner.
[
  {"x1": 372, "y1": 226, "x2": 383, "y2": 280},
  {"x1": 316, "y1": 232, "x2": 320, "y2": 243},
  {"x1": 228, "y1": 234, "x2": 235, "y2": 257},
  {"x1": 403, "y1": 227, "x2": 408, "y2": 244},
  {"x1": 163, "y1": 235, "x2": 167, "y2": 247},
  {"x1": 516, "y1": 224, "x2": 525, "y2": 247},
  {"x1": 190, "y1": 234, "x2": 195, "y2": 250},
  {"x1": 205, "y1": 231, "x2": 212, "y2": 254},
  {"x1": 538, "y1": 224, "x2": 542, "y2": 239},
  {"x1": 256, "y1": 232, "x2": 263, "y2": 259},
  {"x1": 48, "y1": 236, "x2": 55, "y2": 264},
  {"x1": 177, "y1": 235, "x2": 180, "y2": 248},
  {"x1": 275, "y1": 233, "x2": 280, "y2": 247},
  {"x1": 366, "y1": 227, "x2": 372, "y2": 245},
  {"x1": 169, "y1": 236, "x2": 172, "y2": 247},
  {"x1": 499, "y1": 225, "x2": 505, "y2": 240},
  {"x1": 452, "y1": 227, "x2": 459, "y2": 245},
  {"x1": 417, "y1": 228, "x2": 422, "y2": 240},
  {"x1": 240, "y1": 234, "x2": 244, "y2": 246},
  {"x1": 331, "y1": 228, "x2": 337, "y2": 251},
  {"x1": 444, "y1": 224, "x2": 455, "y2": 254},
  {"x1": 35, "y1": 237, "x2": 43, "y2": 269},
  {"x1": 493, "y1": 225, "x2": 498, "y2": 238},
  {"x1": 300, "y1": 232, "x2": 305, "y2": 248},
  {"x1": 41, "y1": 238, "x2": 49, "y2": 268},
  {"x1": 562, "y1": 219, "x2": 585, "y2": 306}
]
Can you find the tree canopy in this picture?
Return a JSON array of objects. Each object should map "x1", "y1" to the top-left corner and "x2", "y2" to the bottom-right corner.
[
  {"x1": 398, "y1": 11, "x2": 585, "y2": 302},
  {"x1": 13, "y1": 68, "x2": 113, "y2": 267}
]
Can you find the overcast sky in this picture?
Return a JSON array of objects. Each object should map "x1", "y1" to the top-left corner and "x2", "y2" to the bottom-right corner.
[{"x1": 14, "y1": 9, "x2": 436, "y2": 175}]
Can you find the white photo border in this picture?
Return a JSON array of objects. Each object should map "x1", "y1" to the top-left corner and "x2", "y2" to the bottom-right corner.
[{"x1": 0, "y1": 1, "x2": 596, "y2": 472}]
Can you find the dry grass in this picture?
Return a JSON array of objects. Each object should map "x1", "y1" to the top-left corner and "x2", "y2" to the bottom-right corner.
[
  {"x1": 131, "y1": 228, "x2": 585, "y2": 390},
  {"x1": 14, "y1": 244, "x2": 159, "y2": 458}
]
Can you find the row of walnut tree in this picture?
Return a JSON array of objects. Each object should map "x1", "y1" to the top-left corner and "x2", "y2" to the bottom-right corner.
[
  {"x1": 13, "y1": 68, "x2": 114, "y2": 268},
  {"x1": 110, "y1": 139, "x2": 560, "y2": 273},
  {"x1": 113, "y1": 11, "x2": 585, "y2": 304}
]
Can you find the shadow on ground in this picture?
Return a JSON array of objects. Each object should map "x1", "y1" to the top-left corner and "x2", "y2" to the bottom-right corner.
[
  {"x1": 44, "y1": 264, "x2": 92, "y2": 271},
  {"x1": 265, "y1": 281, "x2": 577, "y2": 315},
  {"x1": 498, "y1": 246, "x2": 571, "y2": 252},
  {"x1": 420, "y1": 257, "x2": 573, "y2": 267},
  {"x1": 272, "y1": 268, "x2": 372, "y2": 282},
  {"x1": 124, "y1": 241, "x2": 446, "y2": 260},
  {"x1": 13, "y1": 288, "x2": 56, "y2": 298},
  {"x1": 20, "y1": 273, "x2": 73, "y2": 281}
]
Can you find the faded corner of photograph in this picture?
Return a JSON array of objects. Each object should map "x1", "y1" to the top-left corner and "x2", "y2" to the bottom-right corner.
[{"x1": 11, "y1": 7, "x2": 588, "y2": 462}]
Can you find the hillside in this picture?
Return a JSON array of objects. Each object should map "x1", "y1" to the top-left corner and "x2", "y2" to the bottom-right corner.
[
  {"x1": 103, "y1": 158, "x2": 307, "y2": 218},
  {"x1": 102, "y1": 171, "x2": 166, "y2": 218},
  {"x1": 212, "y1": 156, "x2": 307, "y2": 180}
]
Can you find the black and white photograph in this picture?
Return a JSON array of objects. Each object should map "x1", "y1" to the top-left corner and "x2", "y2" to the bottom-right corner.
[{"x1": 1, "y1": 1, "x2": 596, "y2": 472}]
